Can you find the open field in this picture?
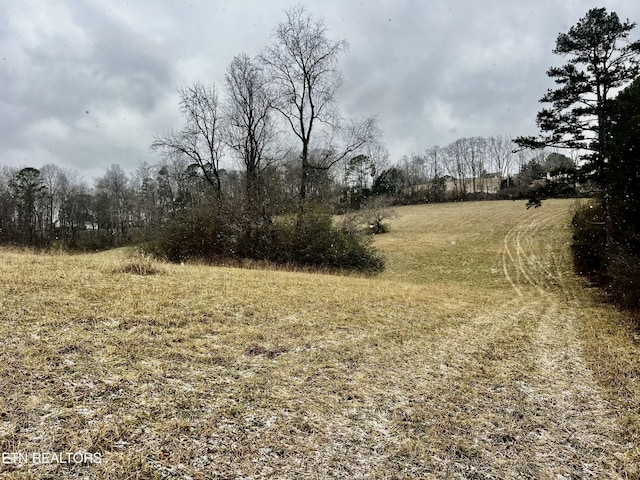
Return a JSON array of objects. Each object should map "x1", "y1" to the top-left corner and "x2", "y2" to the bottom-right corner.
[{"x1": 1, "y1": 199, "x2": 639, "y2": 479}]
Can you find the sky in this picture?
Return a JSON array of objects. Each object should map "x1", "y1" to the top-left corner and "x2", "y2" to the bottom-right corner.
[{"x1": 2, "y1": 0, "x2": 640, "y2": 183}]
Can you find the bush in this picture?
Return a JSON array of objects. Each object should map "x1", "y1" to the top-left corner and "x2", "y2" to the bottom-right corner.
[
  {"x1": 572, "y1": 201, "x2": 607, "y2": 276},
  {"x1": 146, "y1": 205, "x2": 254, "y2": 263},
  {"x1": 267, "y1": 212, "x2": 385, "y2": 272},
  {"x1": 147, "y1": 205, "x2": 384, "y2": 274},
  {"x1": 572, "y1": 201, "x2": 640, "y2": 310},
  {"x1": 115, "y1": 249, "x2": 165, "y2": 275},
  {"x1": 338, "y1": 197, "x2": 395, "y2": 236},
  {"x1": 606, "y1": 247, "x2": 640, "y2": 310}
]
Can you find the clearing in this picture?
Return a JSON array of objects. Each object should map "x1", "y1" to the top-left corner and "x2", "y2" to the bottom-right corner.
[{"x1": 0, "y1": 199, "x2": 638, "y2": 479}]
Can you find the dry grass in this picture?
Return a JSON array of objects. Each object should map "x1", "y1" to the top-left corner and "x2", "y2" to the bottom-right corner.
[
  {"x1": 111, "y1": 249, "x2": 166, "y2": 276},
  {"x1": 0, "y1": 199, "x2": 638, "y2": 479}
]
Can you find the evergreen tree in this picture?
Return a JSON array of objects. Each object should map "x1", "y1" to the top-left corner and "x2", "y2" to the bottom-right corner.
[
  {"x1": 9, "y1": 167, "x2": 47, "y2": 244},
  {"x1": 516, "y1": 8, "x2": 640, "y2": 241},
  {"x1": 608, "y1": 77, "x2": 640, "y2": 252}
]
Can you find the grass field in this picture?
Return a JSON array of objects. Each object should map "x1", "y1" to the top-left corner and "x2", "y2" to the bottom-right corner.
[{"x1": 1, "y1": 199, "x2": 639, "y2": 479}]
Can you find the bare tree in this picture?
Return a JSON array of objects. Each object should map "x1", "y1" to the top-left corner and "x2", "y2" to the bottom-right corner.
[
  {"x1": 469, "y1": 137, "x2": 488, "y2": 195},
  {"x1": 400, "y1": 153, "x2": 426, "y2": 189},
  {"x1": 425, "y1": 146, "x2": 446, "y2": 201},
  {"x1": 224, "y1": 53, "x2": 277, "y2": 215},
  {"x1": 56, "y1": 172, "x2": 90, "y2": 243},
  {"x1": 442, "y1": 137, "x2": 489, "y2": 196},
  {"x1": 443, "y1": 139, "x2": 468, "y2": 198},
  {"x1": 130, "y1": 162, "x2": 162, "y2": 236},
  {"x1": 156, "y1": 152, "x2": 204, "y2": 208},
  {"x1": 39, "y1": 164, "x2": 83, "y2": 240},
  {"x1": 40, "y1": 163, "x2": 65, "y2": 234},
  {"x1": 152, "y1": 83, "x2": 225, "y2": 198},
  {"x1": 94, "y1": 164, "x2": 132, "y2": 246},
  {"x1": 260, "y1": 5, "x2": 379, "y2": 208},
  {"x1": 488, "y1": 134, "x2": 515, "y2": 187}
]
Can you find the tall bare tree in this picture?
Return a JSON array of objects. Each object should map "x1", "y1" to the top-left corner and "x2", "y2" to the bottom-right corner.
[
  {"x1": 425, "y1": 146, "x2": 446, "y2": 201},
  {"x1": 152, "y1": 83, "x2": 225, "y2": 198},
  {"x1": 260, "y1": 5, "x2": 379, "y2": 208},
  {"x1": 40, "y1": 163, "x2": 64, "y2": 234},
  {"x1": 56, "y1": 173, "x2": 90, "y2": 244},
  {"x1": 443, "y1": 139, "x2": 468, "y2": 198},
  {"x1": 488, "y1": 134, "x2": 515, "y2": 187},
  {"x1": 94, "y1": 164, "x2": 132, "y2": 246},
  {"x1": 224, "y1": 53, "x2": 277, "y2": 215}
]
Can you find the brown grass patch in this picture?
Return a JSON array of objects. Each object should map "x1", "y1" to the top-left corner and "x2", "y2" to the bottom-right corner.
[
  {"x1": 112, "y1": 249, "x2": 165, "y2": 276},
  {"x1": 0, "y1": 199, "x2": 638, "y2": 478}
]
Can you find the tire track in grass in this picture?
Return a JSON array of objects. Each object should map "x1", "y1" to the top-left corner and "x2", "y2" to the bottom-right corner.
[
  {"x1": 503, "y1": 207, "x2": 572, "y2": 296},
  {"x1": 514, "y1": 220, "x2": 547, "y2": 293},
  {"x1": 503, "y1": 224, "x2": 524, "y2": 296},
  {"x1": 375, "y1": 202, "x2": 629, "y2": 477},
  {"x1": 498, "y1": 204, "x2": 629, "y2": 477},
  {"x1": 503, "y1": 219, "x2": 544, "y2": 295}
]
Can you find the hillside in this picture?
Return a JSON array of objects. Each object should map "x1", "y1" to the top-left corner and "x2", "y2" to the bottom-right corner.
[{"x1": 0, "y1": 199, "x2": 638, "y2": 478}]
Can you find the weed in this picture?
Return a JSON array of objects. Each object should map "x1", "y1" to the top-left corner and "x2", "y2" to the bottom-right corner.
[{"x1": 113, "y1": 249, "x2": 165, "y2": 275}]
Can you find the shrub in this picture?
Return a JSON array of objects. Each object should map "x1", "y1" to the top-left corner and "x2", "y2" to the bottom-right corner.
[
  {"x1": 606, "y1": 247, "x2": 640, "y2": 310},
  {"x1": 250, "y1": 211, "x2": 384, "y2": 273},
  {"x1": 572, "y1": 200, "x2": 640, "y2": 310},
  {"x1": 148, "y1": 206, "x2": 384, "y2": 274},
  {"x1": 572, "y1": 201, "x2": 607, "y2": 276},
  {"x1": 147, "y1": 206, "x2": 243, "y2": 263},
  {"x1": 115, "y1": 249, "x2": 165, "y2": 275},
  {"x1": 338, "y1": 197, "x2": 395, "y2": 236}
]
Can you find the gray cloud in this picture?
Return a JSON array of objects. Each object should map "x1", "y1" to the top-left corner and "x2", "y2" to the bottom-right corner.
[
  {"x1": 1, "y1": 0, "x2": 639, "y2": 180},
  {"x1": 2, "y1": 0, "x2": 176, "y2": 180}
]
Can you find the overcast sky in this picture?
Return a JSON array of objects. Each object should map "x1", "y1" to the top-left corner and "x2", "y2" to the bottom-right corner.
[{"x1": 2, "y1": 0, "x2": 639, "y2": 182}]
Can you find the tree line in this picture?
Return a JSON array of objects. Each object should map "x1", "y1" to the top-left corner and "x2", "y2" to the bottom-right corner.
[
  {"x1": 369, "y1": 136, "x2": 576, "y2": 205},
  {"x1": 0, "y1": 161, "x2": 200, "y2": 250},
  {"x1": 0, "y1": 124, "x2": 572, "y2": 252},
  {"x1": 0, "y1": 134, "x2": 549, "y2": 250}
]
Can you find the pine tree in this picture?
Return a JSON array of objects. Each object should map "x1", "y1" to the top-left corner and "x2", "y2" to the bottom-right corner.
[
  {"x1": 608, "y1": 77, "x2": 640, "y2": 250},
  {"x1": 516, "y1": 8, "x2": 640, "y2": 241}
]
